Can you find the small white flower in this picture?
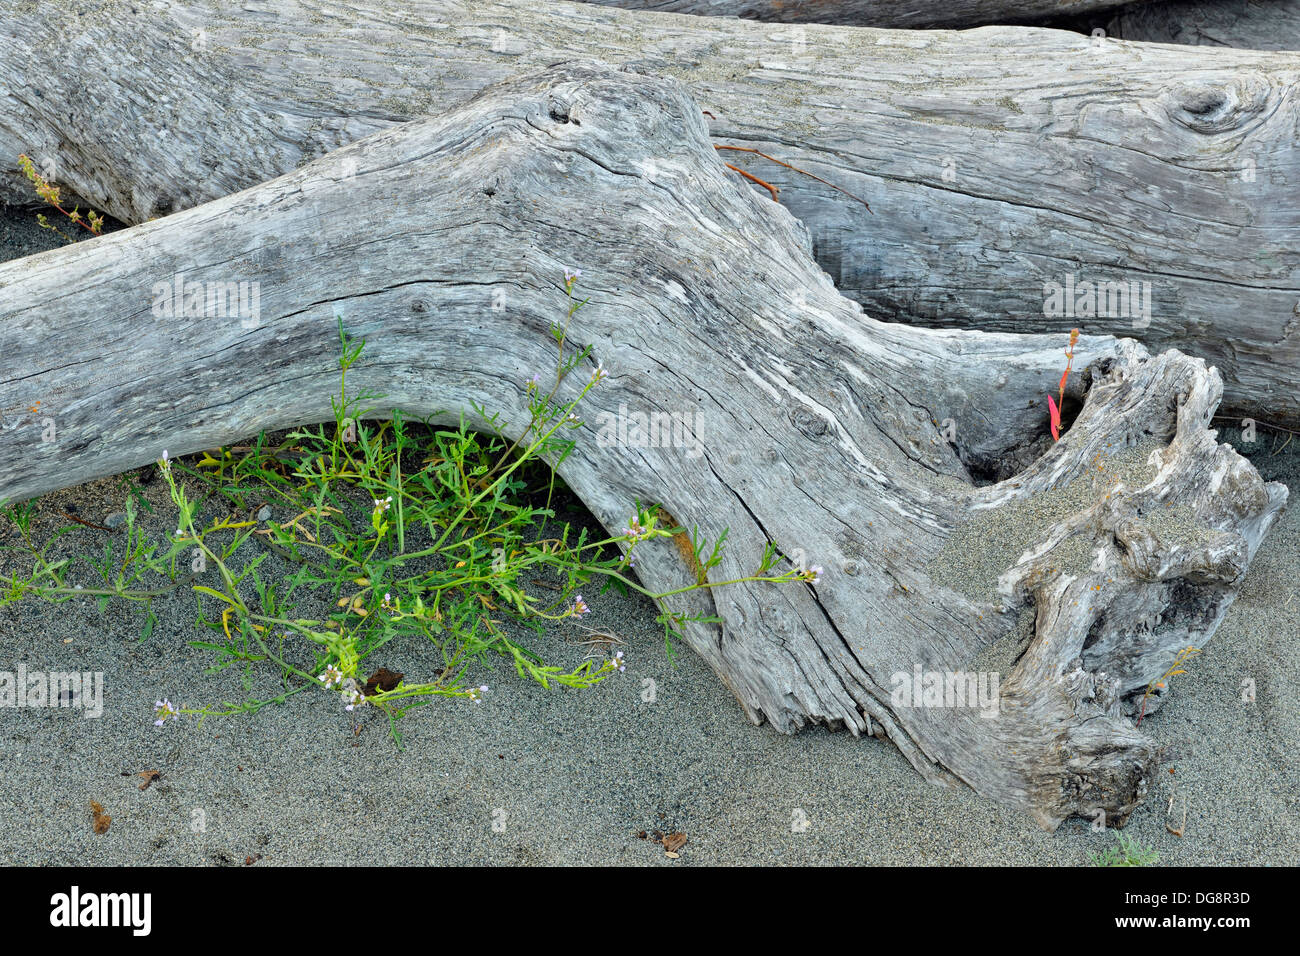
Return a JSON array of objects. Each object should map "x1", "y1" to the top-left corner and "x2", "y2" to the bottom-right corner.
[
  {"x1": 152, "y1": 698, "x2": 179, "y2": 726},
  {"x1": 340, "y1": 678, "x2": 365, "y2": 711}
]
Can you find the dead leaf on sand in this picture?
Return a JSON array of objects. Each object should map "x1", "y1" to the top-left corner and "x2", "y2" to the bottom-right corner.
[
  {"x1": 90, "y1": 800, "x2": 110, "y2": 834},
  {"x1": 663, "y1": 832, "x2": 687, "y2": 854},
  {"x1": 123, "y1": 769, "x2": 162, "y2": 791},
  {"x1": 363, "y1": 667, "x2": 404, "y2": 696}
]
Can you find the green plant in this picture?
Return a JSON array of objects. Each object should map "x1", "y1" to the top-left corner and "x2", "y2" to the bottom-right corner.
[
  {"x1": 1091, "y1": 830, "x2": 1160, "y2": 867},
  {"x1": 1135, "y1": 645, "x2": 1200, "y2": 728},
  {"x1": 0, "y1": 271, "x2": 819, "y2": 743},
  {"x1": 18, "y1": 153, "x2": 106, "y2": 241}
]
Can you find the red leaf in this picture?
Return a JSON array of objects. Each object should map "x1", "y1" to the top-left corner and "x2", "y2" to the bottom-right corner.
[{"x1": 1047, "y1": 395, "x2": 1061, "y2": 442}]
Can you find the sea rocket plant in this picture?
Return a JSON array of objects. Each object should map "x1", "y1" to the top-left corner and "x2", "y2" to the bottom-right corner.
[
  {"x1": 9, "y1": 270, "x2": 834, "y2": 739},
  {"x1": 153, "y1": 698, "x2": 179, "y2": 726}
]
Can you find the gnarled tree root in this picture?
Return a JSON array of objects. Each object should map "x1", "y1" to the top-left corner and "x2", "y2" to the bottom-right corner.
[{"x1": 0, "y1": 64, "x2": 1285, "y2": 829}]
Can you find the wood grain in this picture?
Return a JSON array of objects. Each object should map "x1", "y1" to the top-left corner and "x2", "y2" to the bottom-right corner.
[
  {"x1": 2, "y1": 0, "x2": 1296, "y2": 425},
  {"x1": 1, "y1": 63, "x2": 1285, "y2": 828}
]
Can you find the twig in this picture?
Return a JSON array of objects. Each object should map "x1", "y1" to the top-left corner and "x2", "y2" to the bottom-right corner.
[
  {"x1": 1211, "y1": 414, "x2": 1300, "y2": 437},
  {"x1": 714, "y1": 145, "x2": 873, "y2": 213},
  {"x1": 226, "y1": 443, "x2": 313, "y2": 462},
  {"x1": 57, "y1": 510, "x2": 117, "y2": 533},
  {"x1": 566, "y1": 621, "x2": 628, "y2": 660},
  {"x1": 724, "y1": 163, "x2": 779, "y2": 201},
  {"x1": 1165, "y1": 794, "x2": 1187, "y2": 837}
]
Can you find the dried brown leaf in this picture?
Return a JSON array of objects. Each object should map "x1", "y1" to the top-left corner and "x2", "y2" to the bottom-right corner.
[{"x1": 363, "y1": 667, "x2": 404, "y2": 696}]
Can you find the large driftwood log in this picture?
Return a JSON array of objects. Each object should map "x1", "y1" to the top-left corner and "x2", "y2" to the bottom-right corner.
[
  {"x1": 1106, "y1": 0, "x2": 1300, "y2": 50},
  {"x1": 3, "y1": 0, "x2": 1298, "y2": 427},
  {"x1": 579, "y1": 0, "x2": 1143, "y2": 28},
  {"x1": 0, "y1": 64, "x2": 1285, "y2": 829}
]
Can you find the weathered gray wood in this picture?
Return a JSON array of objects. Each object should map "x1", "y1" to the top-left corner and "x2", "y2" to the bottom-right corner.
[
  {"x1": 3, "y1": 0, "x2": 1297, "y2": 428},
  {"x1": 1106, "y1": 0, "x2": 1300, "y2": 50},
  {"x1": 0, "y1": 64, "x2": 1285, "y2": 829},
  {"x1": 579, "y1": 0, "x2": 1144, "y2": 28}
]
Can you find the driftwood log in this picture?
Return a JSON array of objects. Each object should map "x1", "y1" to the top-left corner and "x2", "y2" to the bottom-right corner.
[
  {"x1": 580, "y1": 0, "x2": 1144, "y2": 27},
  {"x1": 0, "y1": 64, "x2": 1286, "y2": 829},
  {"x1": 1106, "y1": 0, "x2": 1300, "y2": 50},
  {"x1": 3, "y1": 0, "x2": 1297, "y2": 428}
]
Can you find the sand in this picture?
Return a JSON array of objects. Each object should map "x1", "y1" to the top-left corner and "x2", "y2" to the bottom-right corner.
[{"x1": 1, "y1": 204, "x2": 1296, "y2": 865}]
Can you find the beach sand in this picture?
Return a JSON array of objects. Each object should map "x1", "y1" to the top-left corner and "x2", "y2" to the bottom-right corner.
[{"x1": 1, "y1": 204, "x2": 1296, "y2": 865}]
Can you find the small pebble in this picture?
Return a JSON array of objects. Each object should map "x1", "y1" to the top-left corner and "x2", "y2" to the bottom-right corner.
[
  {"x1": 104, "y1": 512, "x2": 127, "y2": 528},
  {"x1": 257, "y1": 506, "x2": 272, "y2": 521}
]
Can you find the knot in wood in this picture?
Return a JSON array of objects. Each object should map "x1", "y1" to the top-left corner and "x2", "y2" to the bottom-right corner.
[
  {"x1": 1162, "y1": 77, "x2": 1269, "y2": 133},
  {"x1": 548, "y1": 97, "x2": 573, "y2": 124},
  {"x1": 790, "y1": 404, "x2": 829, "y2": 441}
]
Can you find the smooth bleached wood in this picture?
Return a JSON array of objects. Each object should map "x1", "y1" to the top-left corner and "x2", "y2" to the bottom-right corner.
[
  {"x1": 2, "y1": 0, "x2": 1296, "y2": 427},
  {"x1": 0, "y1": 64, "x2": 1285, "y2": 829}
]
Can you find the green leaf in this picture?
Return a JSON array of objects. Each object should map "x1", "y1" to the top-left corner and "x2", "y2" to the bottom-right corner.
[{"x1": 192, "y1": 585, "x2": 238, "y2": 606}]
